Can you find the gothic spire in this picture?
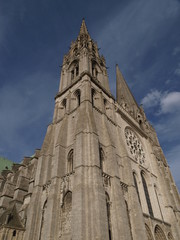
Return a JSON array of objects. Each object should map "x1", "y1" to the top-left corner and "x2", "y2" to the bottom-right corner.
[
  {"x1": 79, "y1": 18, "x2": 89, "y2": 36},
  {"x1": 116, "y1": 64, "x2": 138, "y2": 108}
]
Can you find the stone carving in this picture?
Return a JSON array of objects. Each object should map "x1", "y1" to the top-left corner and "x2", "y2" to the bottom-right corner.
[{"x1": 125, "y1": 128, "x2": 145, "y2": 164}]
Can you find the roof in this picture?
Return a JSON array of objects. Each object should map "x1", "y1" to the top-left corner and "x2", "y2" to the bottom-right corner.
[{"x1": 0, "y1": 157, "x2": 14, "y2": 173}]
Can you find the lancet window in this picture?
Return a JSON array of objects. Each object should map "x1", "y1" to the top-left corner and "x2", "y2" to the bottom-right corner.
[
  {"x1": 92, "y1": 61, "x2": 98, "y2": 78},
  {"x1": 91, "y1": 88, "x2": 96, "y2": 107},
  {"x1": 12, "y1": 230, "x2": 16, "y2": 237},
  {"x1": 133, "y1": 172, "x2": 141, "y2": 204},
  {"x1": 70, "y1": 61, "x2": 79, "y2": 80},
  {"x1": 74, "y1": 89, "x2": 81, "y2": 107},
  {"x1": 145, "y1": 224, "x2": 153, "y2": 240},
  {"x1": 67, "y1": 150, "x2": 73, "y2": 174},
  {"x1": 141, "y1": 172, "x2": 153, "y2": 217}
]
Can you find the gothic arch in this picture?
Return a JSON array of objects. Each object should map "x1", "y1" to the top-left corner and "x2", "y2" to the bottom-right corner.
[
  {"x1": 145, "y1": 224, "x2": 154, "y2": 240},
  {"x1": 67, "y1": 149, "x2": 73, "y2": 174},
  {"x1": 74, "y1": 89, "x2": 81, "y2": 107},
  {"x1": 92, "y1": 59, "x2": 102, "y2": 78},
  {"x1": 141, "y1": 171, "x2": 154, "y2": 217},
  {"x1": 167, "y1": 232, "x2": 174, "y2": 240},
  {"x1": 61, "y1": 191, "x2": 72, "y2": 238},
  {"x1": 154, "y1": 225, "x2": 167, "y2": 240},
  {"x1": 69, "y1": 60, "x2": 79, "y2": 80}
]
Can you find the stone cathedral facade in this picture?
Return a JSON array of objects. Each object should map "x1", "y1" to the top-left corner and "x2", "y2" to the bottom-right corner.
[{"x1": 0, "y1": 20, "x2": 180, "y2": 240}]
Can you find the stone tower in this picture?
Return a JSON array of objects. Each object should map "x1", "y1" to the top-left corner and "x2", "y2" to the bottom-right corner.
[{"x1": 0, "y1": 20, "x2": 180, "y2": 240}]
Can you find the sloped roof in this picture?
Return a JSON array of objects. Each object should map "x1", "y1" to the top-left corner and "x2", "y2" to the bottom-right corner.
[
  {"x1": 0, "y1": 157, "x2": 14, "y2": 173},
  {"x1": 0, "y1": 204, "x2": 24, "y2": 229}
]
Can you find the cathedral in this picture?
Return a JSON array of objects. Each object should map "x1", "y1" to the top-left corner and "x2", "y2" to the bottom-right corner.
[{"x1": 0, "y1": 20, "x2": 180, "y2": 240}]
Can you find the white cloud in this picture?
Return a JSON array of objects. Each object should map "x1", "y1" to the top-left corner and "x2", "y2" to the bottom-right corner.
[
  {"x1": 141, "y1": 90, "x2": 180, "y2": 114},
  {"x1": 141, "y1": 90, "x2": 162, "y2": 108},
  {"x1": 160, "y1": 92, "x2": 180, "y2": 113}
]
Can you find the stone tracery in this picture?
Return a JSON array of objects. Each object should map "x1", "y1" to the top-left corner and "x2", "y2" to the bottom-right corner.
[{"x1": 125, "y1": 128, "x2": 145, "y2": 164}]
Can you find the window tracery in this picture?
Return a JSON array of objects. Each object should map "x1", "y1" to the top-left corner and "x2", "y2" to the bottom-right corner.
[
  {"x1": 145, "y1": 224, "x2": 153, "y2": 240},
  {"x1": 154, "y1": 225, "x2": 166, "y2": 240},
  {"x1": 125, "y1": 128, "x2": 145, "y2": 164}
]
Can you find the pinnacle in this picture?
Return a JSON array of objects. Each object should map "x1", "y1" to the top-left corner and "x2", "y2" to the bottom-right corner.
[{"x1": 79, "y1": 18, "x2": 89, "y2": 36}]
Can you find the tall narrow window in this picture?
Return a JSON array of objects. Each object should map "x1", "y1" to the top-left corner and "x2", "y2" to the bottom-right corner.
[
  {"x1": 76, "y1": 65, "x2": 79, "y2": 76},
  {"x1": 75, "y1": 90, "x2": 81, "y2": 107},
  {"x1": 71, "y1": 69, "x2": 74, "y2": 80},
  {"x1": 141, "y1": 172, "x2": 153, "y2": 217},
  {"x1": 133, "y1": 172, "x2": 141, "y2": 204},
  {"x1": 106, "y1": 193, "x2": 112, "y2": 240},
  {"x1": 61, "y1": 191, "x2": 72, "y2": 238},
  {"x1": 67, "y1": 150, "x2": 73, "y2": 173},
  {"x1": 91, "y1": 89, "x2": 95, "y2": 107},
  {"x1": 12, "y1": 230, "x2": 16, "y2": 237},
  {"x1": 99, "y1": 147, "x2": 105, "y2": 172}
]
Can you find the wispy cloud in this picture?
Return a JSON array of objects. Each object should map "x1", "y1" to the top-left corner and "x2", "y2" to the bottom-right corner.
[{"x1": 141, "y1": 90, "x2": 180, "y2": 114}]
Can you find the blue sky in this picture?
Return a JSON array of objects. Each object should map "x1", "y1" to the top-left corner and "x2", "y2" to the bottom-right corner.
[{"x1": 0, "y1": 0, "x2": 180, "y2": 191}]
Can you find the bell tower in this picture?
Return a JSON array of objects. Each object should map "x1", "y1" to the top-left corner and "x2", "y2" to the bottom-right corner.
[
  {"x1": 0, "y1": 19, "x2": 179, "y2": 240},
  {"x1": 59, "y1": 19, "x2": 110, "y2": 92}
]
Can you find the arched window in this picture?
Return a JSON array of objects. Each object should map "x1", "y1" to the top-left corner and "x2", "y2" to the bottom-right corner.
[
  {"x1": 106, "y1": 193, "x2": 112, "y2": 240},
  {"x1": 133, "y1": 172, "x2": 141, "y2": 204},
  {"x1": 75, "y1": 89, "x2": 81, "y2": 107},
  {"x1": 92, "y1": 63, "x2": 98, "y2": 77},
  {"x1": 145, "y1": 224, "x2": 153, "y2": 240},
  {"x1": 99, "y1": 147, "x2": 105, "y2": 172},
  {"x1": 91, "y1": 88, "x2": 96, "y2": 107},
  {"x1": 167, "y1": 232, "x2": 174, "y2": 240},
  {"x1": 12, "y1": 230, "x2": 16, "y2": 237},
  {"x1": 67, "y1": 150, "x2": 73, "y2": 173},
  {"x1": 62, "y1": 99, "x2": 67, "y2": 109},
  {"x1": 141, "y1": 172, "x2": 153, "y2": 217},
  {"x1": 70, "y1": 61, "x2": 79, "y2": 80},
  {"x1": 154, "y1": 225, "x2": 166, "y2": 240},
  {"x1": 61, "y1": 191, "x2": 72, "y2": 237}
]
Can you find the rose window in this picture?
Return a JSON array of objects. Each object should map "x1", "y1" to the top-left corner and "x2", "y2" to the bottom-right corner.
[{"x1": 125, "y1": 128, "x2": 145, "y2": 164}]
